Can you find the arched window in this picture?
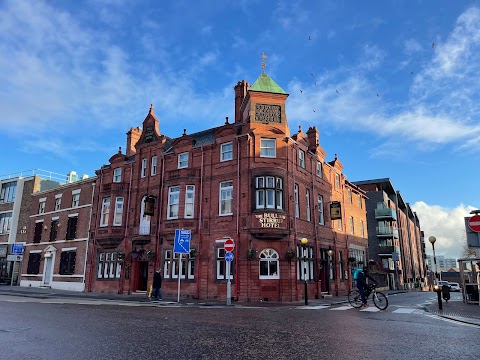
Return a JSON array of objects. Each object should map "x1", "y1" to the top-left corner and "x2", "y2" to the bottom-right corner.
[
  {"x1": 259, "y1": 249, "x2": 279, "y2": 279},
  {"x1": 139, "y1": 196, "x2": 151, "y2": 235}
]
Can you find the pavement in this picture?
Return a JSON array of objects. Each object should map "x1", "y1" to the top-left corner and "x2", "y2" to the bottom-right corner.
[{"x1": 1, "y1": 285, "x2": 480, "y2": 326}]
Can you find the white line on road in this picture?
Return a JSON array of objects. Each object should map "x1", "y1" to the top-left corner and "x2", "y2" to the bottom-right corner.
[
  {"x1": 392, "y1": 308, "x2": 417, "y2": 314},
  {"x1": 329, "y1": 305, "x2": 353, "y2": 311},
  {"x1": 296, "y1": 305, "x2": 330, "y2": 310},
  {"x1": 359, "y1": 307, "x2": 380, "y2": 312}
]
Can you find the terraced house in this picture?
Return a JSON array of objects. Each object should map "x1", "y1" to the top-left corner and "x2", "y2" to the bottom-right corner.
[{"x1": 86, "y1": 69, "x2": 369, "y2": 302}]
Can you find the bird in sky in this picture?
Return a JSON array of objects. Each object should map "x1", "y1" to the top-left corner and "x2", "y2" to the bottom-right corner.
[
  {"x1": 314, "y1": 82, "x2": 317, "y2": 85},
  {"x1": 310, "y1": 72, "x2": 314, "y2": 76},
  {"x1": 300, "y1": 90, "x2": 303, "y2": 94},
  {"x1": 432, "y1": 42, "x2": 435, "y2": 48},
  {"x1": 308, "y1": 35, "x2": 312, "y2": 40},
  {"x1": 410, "y1": 71, "x2": 414, "y2": 75},
  {"x1": 377, "y1": 93, "x2": 380, "y2": 97},
  {"x1": 313, "y1": 110, "x2": 316, "y2": 113},
  {"x1": 336, "y1": 89, "x2": 339, "y2": 94}
]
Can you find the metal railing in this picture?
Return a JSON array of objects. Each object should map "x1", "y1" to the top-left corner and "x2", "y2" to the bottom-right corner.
[{"x1": 0, "y1": 169, "x2": 66, "y2": 183}]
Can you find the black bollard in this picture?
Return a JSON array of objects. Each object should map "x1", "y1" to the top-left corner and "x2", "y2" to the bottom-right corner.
[{"x1": 437, "y1": 288, "x2": 443, "y2": 310}]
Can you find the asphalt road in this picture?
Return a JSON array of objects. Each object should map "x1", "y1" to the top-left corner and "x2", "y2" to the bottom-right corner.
[{"x1": 0, "y1": 292, "x2": 476, "y2": 360}]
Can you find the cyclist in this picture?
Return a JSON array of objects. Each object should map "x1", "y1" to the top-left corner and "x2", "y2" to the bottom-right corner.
[{"x1": 354, "y1": 265, "x2": 377, "y2": 308}]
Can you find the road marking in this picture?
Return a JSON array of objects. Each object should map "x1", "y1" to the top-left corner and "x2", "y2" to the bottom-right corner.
[
  {"x1": 329, "y1": 305, "x2": 353, "y2": 311},
  {"x1": 424, "y1": 314, "x2": 479, "y2": 327},
  {"x1": 393, "y1": 308, "x2": 416, "y2": 314},
  {"x1": 360, "y1": 307, "x2": 380, "y2": 312},
  {"x1": 296, "y1": 305, "x2": 330, "y2": 310}
]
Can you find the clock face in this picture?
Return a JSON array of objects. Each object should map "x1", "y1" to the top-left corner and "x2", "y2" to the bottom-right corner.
[{"x1": 254, "y1": 104, "x2": 281, "y2": 124}]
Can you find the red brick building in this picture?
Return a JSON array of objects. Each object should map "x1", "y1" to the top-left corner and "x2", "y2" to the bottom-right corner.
[
  {"x1": 86, "y1": 71, "x2": 368, "y2": 301},
  {"x1": 21, "y1": 177, "x2": 96, "y2": 291}
]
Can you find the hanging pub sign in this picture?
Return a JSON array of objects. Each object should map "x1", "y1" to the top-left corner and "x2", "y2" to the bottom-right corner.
[
  {"x1": 330, "y1": 201, "x2": 342, "y2": 220},
  {"x1": 144, "y1": 195, "x2": 156, "y2": 216}
]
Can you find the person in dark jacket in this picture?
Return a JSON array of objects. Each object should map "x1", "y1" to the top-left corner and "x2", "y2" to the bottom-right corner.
[
  {"x1": 151, "y1": 268, "x2": 163, "y2": 301},
  {"x1": 356, "y1": 266, "x2": 377, "y2": 307}
]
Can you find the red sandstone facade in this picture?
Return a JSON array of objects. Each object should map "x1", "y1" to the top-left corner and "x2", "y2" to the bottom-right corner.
[{"x1": 86, "y1": 72, "x2": 369, "y2": 301}]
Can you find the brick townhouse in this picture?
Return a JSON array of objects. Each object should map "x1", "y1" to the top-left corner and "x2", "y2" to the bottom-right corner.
[
  {"x1": 20, "y1": 177, "x2": 96, "y2": 291},
  {"x1": 86, "y1": 69, "x2": 369, "y2": 301},
  {"x1": 0, "y1": 173, "x2": 60, "y2": 285}
]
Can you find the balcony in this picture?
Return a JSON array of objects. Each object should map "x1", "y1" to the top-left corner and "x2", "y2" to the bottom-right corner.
[
  {"x1": 378, "y1": 245, "x2": 400, "y2": 256},
  {"x1": 375, "y1": 207, "x2": 397, "y2": 220},
  {"x1": 376, "y1": 226, "x2": 399, "y2": 238},
  {"x1": 129, "y1": 224, "x2": 157, "y2": 237}
]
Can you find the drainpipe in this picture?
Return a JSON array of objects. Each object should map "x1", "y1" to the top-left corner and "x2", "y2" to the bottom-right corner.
[
  {"x1": 88, "y1": 167, "x2": 103, "y2": 292},
  {"x1": 195, "y1": 146, "x2": 204, "y2": 299},
  {"x1": 83, "y1": 181, "x2": 96, "y2": 292},
  {"x1": 120, "y1": 162, "x2": 133, "y2": 294},
  {"x1": 292, "y1": 144, "x2": 299, "y2": 301},
  {"x1": 310, "y1": 155, "x2": 320, "y2": 299}
]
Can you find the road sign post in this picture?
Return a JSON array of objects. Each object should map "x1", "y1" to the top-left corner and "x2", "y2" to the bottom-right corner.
[
  {"x1": 225, "y1": 252, "x2": 234, "y2": 306},
  {"x1": 174, "y1": 229, "x2": 191, "y2": 303}
]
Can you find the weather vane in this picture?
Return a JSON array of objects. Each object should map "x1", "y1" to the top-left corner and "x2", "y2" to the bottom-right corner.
[{"x1": 260, "y1": 52, "x2": 268, "y2": 72}]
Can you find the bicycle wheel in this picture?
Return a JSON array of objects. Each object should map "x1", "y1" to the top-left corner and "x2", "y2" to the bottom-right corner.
[
  {"x1": 348, "y1": 289, "x2": 363, "y2": 308},
  {"x1": 372, "y1": 291, "x2": 388, "y2": 310}
]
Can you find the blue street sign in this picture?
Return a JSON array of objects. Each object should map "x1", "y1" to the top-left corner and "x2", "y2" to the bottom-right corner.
[
  {"x1": 225, "y1": 252, "x2": 234, "y2": 262},
  {"x1": 11, "y1": 244, "x2": 24, "y2": 255},
  {"x1": 173, "y1": 229, "x2": 191, "y2": 254}
]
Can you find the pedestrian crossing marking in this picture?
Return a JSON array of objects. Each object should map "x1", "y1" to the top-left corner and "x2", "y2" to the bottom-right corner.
[
  {"x1": 360, "y1": 306, "x2": 380, "y2": 312},
  {"x1": 393, "y1": 308, "x2": 416, "y2": 314},
  {"x1": 329, "y1": 305, "x2": 353, "y2": 311},
  {"x1": 296, "y1": 305, "x2": 330, "y2": 310}
]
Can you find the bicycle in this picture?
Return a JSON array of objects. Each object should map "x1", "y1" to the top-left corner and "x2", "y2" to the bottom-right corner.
[{"x1": 348, "y1": 284, "x2": 389, "y2": 310}]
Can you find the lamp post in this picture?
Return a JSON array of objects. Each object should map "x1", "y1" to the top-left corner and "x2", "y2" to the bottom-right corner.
[
  {"x1": 327, "y1": 248, "x2": 334, "y2": 295},
  {"x1": 428, "y1": 236, "x2": 438, "y2": 285},
  {"x1": 301, "y1": 238, "x2": 308, "y2": 305}
]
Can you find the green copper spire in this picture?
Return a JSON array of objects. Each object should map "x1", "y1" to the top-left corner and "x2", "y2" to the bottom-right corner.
[{"x1": 249, "y1": 52, "x2": 287, "y2": 95}]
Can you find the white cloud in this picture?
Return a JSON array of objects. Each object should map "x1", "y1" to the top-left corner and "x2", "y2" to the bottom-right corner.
[
  {"x1": 404, "y1": 39, "x2": 422, "y2": 55},
  {"x1": 411, "y1": 201, "x2": 476, "y2": 259}
]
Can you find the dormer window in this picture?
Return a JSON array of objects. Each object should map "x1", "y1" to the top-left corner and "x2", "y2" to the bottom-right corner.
[{"x1": 178, "y1": 152, "x2": 189, "y2": 169}]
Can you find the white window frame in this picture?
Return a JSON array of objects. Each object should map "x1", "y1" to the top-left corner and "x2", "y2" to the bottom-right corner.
[
  {"x1": 113, "y1": 168, "x2": 122, "y2": 183},
  {"x1": 39, "y1": 200, "x2": 46, "y2": 214},
  {"x1": 259, "y1": 248, "x2": 280, "y2": 279},
  {"x1": 220, "y1": 142, "x2": 233, "y2": 162},
  {"x1": 97, "y1": 252, "x2": 121, "y2": 279},
  {"x1": 184, "y1": 185, "x2": 195, "y2": 218},
  {"x1": 0, "y1": 212, "x2": 12, "y2": 234},
  {"x1": 316, "y1": 161, "x2": 322, "y2": 178},
  {"x1": 348, "y1": 189, "x2": 352, "y2": 204},
  {"x1": 294, "y1": 184, "x2": 299, "y2": 218},
  {"x1": 260, "y1": 138, "x2": 276, "y2": 158},
  {"x1": 349, "y1": 216, "x2": 354, "y2": 234},
  {"x1": 299, "y1": 149, "x2": 305, "y2": 168},
  {"x1": 114, "y1": 197, "x2": 124, "y2": 226},
  {"x1": 141, "y1": 158, "x2": 147, "y2": 178},
  {"x1": 358, "y1": 195, "x2": 363, "y2": 209},
  {"x1": 306, "y1": 189, "x2": 311, "y2": 221},
  {"x1": 167, "y1": 186, "x2": 180, "y2": 219},
  {"x1": 318, "y1": 195, "x2": 324, "y2": 225},
  {"x1": 55, "y1": 198, "x2": 61, "y2": 211},
  {"x1": 0, "y1": 181, "x2": 16, "y2": 203},
  {"x1": 72, "y1": 193, "x2": 80, "y2": 207},
  {"x1": 219, "y1": 181, "x2": 233, "y2": 216},
  {"x1": 255, "y1": 176, "x2": 283, "y2": 210},
  {"x1": 171, "y1": 251, "x2": 195, "y2": 280},
  {"x1": 100, "y1": 197, "x2": 110, "y2": 227},
  {"x1": 178, "y1": 152, "x2": 188, "y2": 169},
  {"x1": 335, "y1": 173, "x2": 340, "y2": 188},
  {"x1": 360, "y1": 220, "x2": 365, "y2": 237},
  {"x1": 151, "y1": 156, "x2": 157, "y2": 176},
  {"x1": 337, "y1": 218, "x2": 342, "y2": 231},
  {"x1": 216, "y1": 248, "x2": 233, "y2": 280},
  {"x1": 297, "y1": 245, "x2": 314, "y2": 281}
]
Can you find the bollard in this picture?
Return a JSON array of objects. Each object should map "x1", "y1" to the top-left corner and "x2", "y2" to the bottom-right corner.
[{"x1": 436, "y1": 287, "x2": 443, "y2": 310}]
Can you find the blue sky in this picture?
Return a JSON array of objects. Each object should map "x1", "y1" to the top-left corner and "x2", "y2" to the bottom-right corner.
[{"x1": 1, "y1": 0, "x2": 479, "y2": 259}]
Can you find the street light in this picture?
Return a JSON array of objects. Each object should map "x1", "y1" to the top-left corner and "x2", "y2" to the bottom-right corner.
[
  {"x1": 301, "y1": 238, "x2": 308, "y2": 305},
  {"x1": 428, "y1": 236, "x2": 438, "y2": 286},
  {"x1": 327, "y1": 248, "x2": 334, "y2": 295}
]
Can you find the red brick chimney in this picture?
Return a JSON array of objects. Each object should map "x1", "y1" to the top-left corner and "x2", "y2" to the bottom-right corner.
[
  {"x1": 126, "y1": 127, "x2": 141, "y2": 157},
  {"x1": 306, "y1": 126, "x2": 319, "y2": 152},
  {"x1": 234, "y1": 80, "x2": 250, "y2": 123}
]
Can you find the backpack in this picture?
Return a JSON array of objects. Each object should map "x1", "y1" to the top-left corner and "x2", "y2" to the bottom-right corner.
[{"x1": 353, "y1": 268, "x2": 362, "y2": 280}]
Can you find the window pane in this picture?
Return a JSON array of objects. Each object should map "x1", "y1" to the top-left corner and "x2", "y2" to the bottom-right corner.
[{"x1": 260, "y1": 261, "x2": 268, "y2": 275}]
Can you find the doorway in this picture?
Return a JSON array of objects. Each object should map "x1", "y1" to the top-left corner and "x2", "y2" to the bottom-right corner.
[
  {"x1": 137, "y1": 261, "x2": 149, "y2": 291},
  {"x1": 43, "y1": 256, "x2": 53, "y2": 286}
]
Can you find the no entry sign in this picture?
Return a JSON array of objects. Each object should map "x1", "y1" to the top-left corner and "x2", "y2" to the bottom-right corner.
[
  {"x1": 468, "y1": 215, "x2": 480, "y2": 232},
  {"x1": 224, "y1": 238, "x2": 235, "y2": 252}
]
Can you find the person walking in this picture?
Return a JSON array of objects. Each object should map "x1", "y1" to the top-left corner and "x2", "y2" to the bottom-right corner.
[{"x1": 151, "y1": 268, "x2": 163, "y2": 301}]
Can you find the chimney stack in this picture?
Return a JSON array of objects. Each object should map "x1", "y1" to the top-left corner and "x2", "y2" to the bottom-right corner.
[
  {"x1": 126, "y1": 127, "x2": 142, "y2": 157},
  {"x1": 306, "y1": 126, "x2": 320, "y2": 152},
  {"x1": 234, "y1": 80, "x2": 250, "y2": 123}
]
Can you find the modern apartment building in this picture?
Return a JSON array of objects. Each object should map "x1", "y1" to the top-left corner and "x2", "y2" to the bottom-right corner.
[
  {"x1": 85, "y1": 70, "x2": 369, "y2": 301},
  {"x1": 352, "y1": 179, "x2": 427, "y2": 290}
]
